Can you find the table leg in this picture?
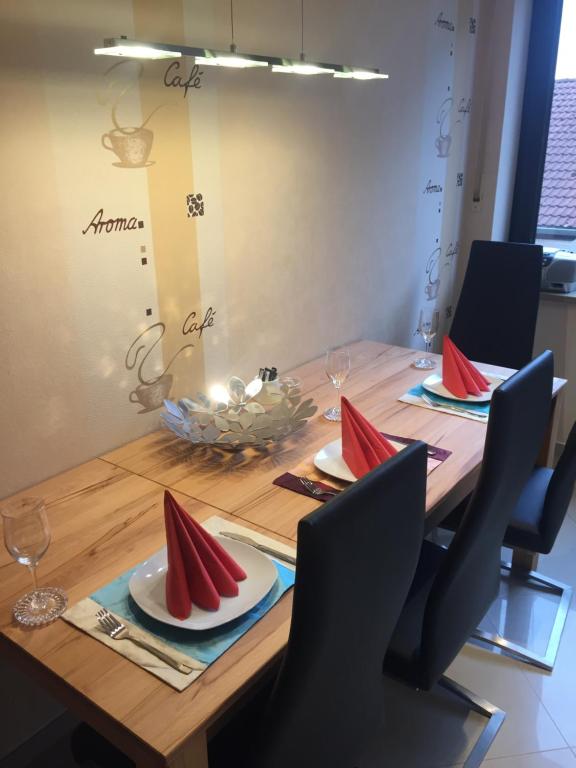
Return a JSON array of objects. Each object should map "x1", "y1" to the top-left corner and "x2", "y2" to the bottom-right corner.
[
  {"x1": 166, "y1": 733, "x2": 209, "y2": 768},
  {"x1": 511, "y1": 548, "x2": 539, "y2": 572}
]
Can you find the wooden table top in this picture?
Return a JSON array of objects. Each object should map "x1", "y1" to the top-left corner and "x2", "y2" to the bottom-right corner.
[
  {"x1": 0, "y1": 462, "x2": 295, "y2": 767},
  {"x1": 102, "y1": 341, "x2": 565, "y2": 535},
  {"x1": 0, "y1": 341, "x2": 566, "y2": 767}
]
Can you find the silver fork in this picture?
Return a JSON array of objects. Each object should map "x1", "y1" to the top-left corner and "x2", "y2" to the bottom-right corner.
[
  {"x1": 299, "y1": 477, "x2": 340, "y2": 497},
  {"x1": 420, "y1": 393, "x2": 488, "y2": 419},
  {"x1": 96, "y1": 608, "x2": 197, "y2": 674}
]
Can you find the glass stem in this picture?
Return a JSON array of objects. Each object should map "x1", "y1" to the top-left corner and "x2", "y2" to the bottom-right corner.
[
  {"x1": 334, "y1": 384, "x2": 341, "y2": 409},
  {"x1": 27, "y1": 564, "x2": 48, "y2": 610},
  {"x1": 28, "y1": 564, "x2": 38, "y2": 591},
  {"x1": 426, "y1": 340, "x2": 431, "y2": 357}
]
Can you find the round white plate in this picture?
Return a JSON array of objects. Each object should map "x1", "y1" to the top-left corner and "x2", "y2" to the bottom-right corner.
[
  {"x1": 421, "y1": 372, "x2": 503, "y2": 403},
  {"x1": 313, "y1": 438, "x2": 406, "y2": 483},
  {"x1": 129, "y1": 535, "x2": 278, "y2": 630}
]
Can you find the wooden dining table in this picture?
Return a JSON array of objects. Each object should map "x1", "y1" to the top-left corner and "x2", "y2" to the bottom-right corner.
[{"x1": 0, "y1": 341, "x2": 566, "y2": 767}]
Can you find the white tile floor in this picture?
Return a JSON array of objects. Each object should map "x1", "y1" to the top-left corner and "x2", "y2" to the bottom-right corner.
[{"x1": 374, "y1": 493, "x2": 576, "y2": 767}]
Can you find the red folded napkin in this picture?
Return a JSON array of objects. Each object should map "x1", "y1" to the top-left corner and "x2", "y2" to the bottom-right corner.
[
  {"x1": 341, "y1": 396, "x2": 398, "y2": 479},
  {"x1": 164, "y1": 491, "x2": 247, "y2": 619},
  {"x1": 442, "y1": 336, "x2": 490, "y2": 398}
]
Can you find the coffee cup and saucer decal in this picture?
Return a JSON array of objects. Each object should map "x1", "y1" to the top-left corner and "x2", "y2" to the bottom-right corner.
[
  {"x1": 129, "y1": 374, "x2": 173, "y2": 412},
  {"x1": 102, "y1": 126, "x2": 155, "y2": 168},
  {"x1": 435, "y1": 133, "x2": 452, "y2": 158}
]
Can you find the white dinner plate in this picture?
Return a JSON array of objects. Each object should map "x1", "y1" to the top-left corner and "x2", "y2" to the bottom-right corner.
[
  {"x1": 421, "y1": 372, "x2": 503, "y2": 403},
  {"x1": 129, "y1": 536, "x2": 278, "y2": 630},
  {"x1": 313, "y1": 438, "x2": 406, "y2": 483}
]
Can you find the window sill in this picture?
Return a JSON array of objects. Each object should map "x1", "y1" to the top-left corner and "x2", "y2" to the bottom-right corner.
[{"x1": 540, "y1": 290, "x2": 576, "y2": 304}]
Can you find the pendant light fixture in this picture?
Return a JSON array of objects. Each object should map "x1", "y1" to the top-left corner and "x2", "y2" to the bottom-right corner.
[
  {"x1": 333, "y1": 68, "x2": 389, "y2": 81},
  {"x1": 94, "y1": 1, "x2": 389, "y2": 82},
  {"x1": 271, "y1": 0, "x2": 334, "y2": 76},
  {"x1": 94, "y1": 39, "x2": 181, "y2": 60},
  {"x1": 195, "y1": 0, "x2": 268, "y2": 69}
]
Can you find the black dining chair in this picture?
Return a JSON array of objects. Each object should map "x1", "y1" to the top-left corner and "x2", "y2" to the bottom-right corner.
[
  {"x1": 450, "y1": 240, "x2": 543, "y2": 369},
  {"x1": 468, "y1": 419, "x2": 576, "y2": 671},
  {"x1": 72, "y1": 442, "x2": 428, "y2": 768},
  {"x1": 218, "y1": 442, "x2": 428, "y2": 768},
  {"x1": 383, "y1": 350, "x2": 554, "y2": 768}
]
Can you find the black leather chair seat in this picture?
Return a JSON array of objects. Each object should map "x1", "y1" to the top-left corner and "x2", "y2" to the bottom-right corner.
[
  {"x1": 384, "y1": 541, "x2": 446, "y2": 688},
  {"x1": 439, "y1": 469, "x2": 553, "y2": 553},
  {"x1": 504, "y1": 468, "x2": 552, "y2": 552}
]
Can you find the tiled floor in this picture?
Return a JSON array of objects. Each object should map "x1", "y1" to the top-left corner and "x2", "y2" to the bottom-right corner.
[{"x1": 374, "y1": 492, "x2": 576, "y2": 767}]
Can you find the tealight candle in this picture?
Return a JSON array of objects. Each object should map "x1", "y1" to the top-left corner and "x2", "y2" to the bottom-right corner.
[{"x1": 209, "y1": 384, "x2": 230, "y2": 405}]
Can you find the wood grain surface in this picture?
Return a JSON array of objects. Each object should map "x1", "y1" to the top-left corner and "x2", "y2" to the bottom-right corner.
[
  {"x1": 0, "y1": 464, "x2": 293, "y2": 766},
  {"x1": 0, "y1": 341, "x2": 565, "y2": 766},
  {"x1": 102, "y1": 341, "x2": 565, "y2": 536}
]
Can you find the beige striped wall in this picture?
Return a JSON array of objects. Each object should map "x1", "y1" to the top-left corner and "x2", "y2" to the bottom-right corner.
[{"x1": 0, "y1": 0, "x2": 478, "y2": 498}]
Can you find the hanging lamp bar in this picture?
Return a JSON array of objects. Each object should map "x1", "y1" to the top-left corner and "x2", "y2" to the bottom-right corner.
[{"x1": 94, "y1": 38, "x2": 389, "y2": 80}]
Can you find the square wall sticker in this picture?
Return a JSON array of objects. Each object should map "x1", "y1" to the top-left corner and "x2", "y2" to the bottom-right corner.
[{"x1": 187, "y1": 193, "x2": 205, "y2": 218}]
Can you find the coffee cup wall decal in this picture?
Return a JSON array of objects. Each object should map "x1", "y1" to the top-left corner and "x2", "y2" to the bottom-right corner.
[
  {"x1": 425, "y1": 247, "x2": 441, "y2": 301},
  {"x1": 101, "y1": 126, "x2": 154, "y2": 168},
  {"x1": 125, "y1": 322, "x2": 193, "y2": 382},
  {"x1": 425, "y1": 279, "x2": 440, "y2": 300},
  {"x1": 98, "y1": 60, "x2": 165, "y2": 169},
  {"x1": 435, "y1": 97, "x2": 453, "y2": 158},
  {"x1": 125, "y1": 309, "x2": 217, "y2": 413},
  {"x1": 129, "y1": 374, "x2": 174, "y2": 413},
  {"x1": 435, "y1": 134, "x2": 452, "y2": 158}
]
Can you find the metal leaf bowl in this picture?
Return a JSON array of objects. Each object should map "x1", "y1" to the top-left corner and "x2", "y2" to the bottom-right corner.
[{"x1": 161, "y1": 377, "x2": 317, "y2": 450}]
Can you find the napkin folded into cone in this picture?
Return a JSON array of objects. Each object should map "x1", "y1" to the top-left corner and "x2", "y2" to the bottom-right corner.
[
  {"x1": 341, "y1": 396, "x2": 398, "y2": 479},
  {"x1": 164, "y1": 491, "x2": 247, "y2": 619},
  {"x1": 442, "y1": 336, "x2": 491, "y2": 399}
]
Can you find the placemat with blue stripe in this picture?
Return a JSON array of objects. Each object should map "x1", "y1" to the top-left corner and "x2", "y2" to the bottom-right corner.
[
  {"x1": 408, "y1": 384, "x2": 490, "y2": 416},
  {"x1": 91, "y1": 559, "x2": 295, "y2": 666}
]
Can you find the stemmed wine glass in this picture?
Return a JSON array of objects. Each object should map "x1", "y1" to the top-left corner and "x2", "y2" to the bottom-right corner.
[
  {"x1": 413, "y1": 308, "x2": 440, "y2": 370},
  {"x1": 1, "y1": 498, "x2": 67, "y2": 626},
  {"x1": 324, "y1": 347, "x2": 351, "y2": 421}
]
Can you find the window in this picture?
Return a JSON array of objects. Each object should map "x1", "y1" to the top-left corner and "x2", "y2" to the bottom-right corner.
[
  {"x1": 508, "y1": 0, "x2": 563, "y2": 245},
  {"x1": 536, "y1": 0, "x2": 576, "y2": 252}
]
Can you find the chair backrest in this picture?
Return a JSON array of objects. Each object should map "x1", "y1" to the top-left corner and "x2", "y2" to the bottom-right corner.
[
  {"x1": 253, "y1": 443, "x2": 427, "y2": 768},
  {"x1": 450, "y1": 240, "x2": 543, "y2": 369},
  {"x1": 419, "y1": 351, "x2": 554, "y2": 689},
  {"x1": 540, "y1": 420, "x2": 576, "y2": 552}
]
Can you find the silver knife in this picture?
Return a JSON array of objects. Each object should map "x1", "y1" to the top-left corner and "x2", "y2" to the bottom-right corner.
[
  {"x1": 421, "y1": 393, "x2": 488, "y2": 418},
  {"x1": 220, "y1": 532, "x2": 296, "y2": 565},
  {"x1": 443, "y1": 404, "x2": 488, "y2": 418}
]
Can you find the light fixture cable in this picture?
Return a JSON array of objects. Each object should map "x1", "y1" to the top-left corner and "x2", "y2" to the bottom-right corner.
[
  {"x1": 230, "y1": 0, "x2": 236, "y2": 52},
  {"x1": 300, "y1": 0, "x2": 305, "y2": 60}
]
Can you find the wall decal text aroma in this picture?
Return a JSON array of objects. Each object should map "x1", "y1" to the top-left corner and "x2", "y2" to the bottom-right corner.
[{"x1": 81, "y1": 209, "x2": 144, "y2": 235}]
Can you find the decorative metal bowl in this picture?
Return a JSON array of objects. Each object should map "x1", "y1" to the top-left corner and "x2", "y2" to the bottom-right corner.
[{"x1": 162, "y1": 376, "x2": 317, "y2": 449}]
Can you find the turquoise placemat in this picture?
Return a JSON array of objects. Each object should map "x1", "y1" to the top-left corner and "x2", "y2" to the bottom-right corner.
[
  {"x1": 91, "y1": 559, "x2": 295, "y2": 665},
  {"x1": 408, "y1": 384, "x2": 490, "y2": 416}
]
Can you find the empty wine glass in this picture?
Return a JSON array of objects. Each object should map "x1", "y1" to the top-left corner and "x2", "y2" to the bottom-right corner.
[
  {"x1": 413, "y1": 308, "x2": 440, "y2": 370},
  {"x1": 1, "y1": 497, "x2": 67, "y2": 626},
  {"x1": 324, "y1": 347, "x2": 351, "y2": 421}
]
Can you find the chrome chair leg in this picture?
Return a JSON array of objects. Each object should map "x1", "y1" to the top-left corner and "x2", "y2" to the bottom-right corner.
[
  {"x1": 471, "y1": 562, "x2": 572, "y2": 672},
  {"x1": 438, "y1": 676, "x2": 506, "y2": 768}
]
